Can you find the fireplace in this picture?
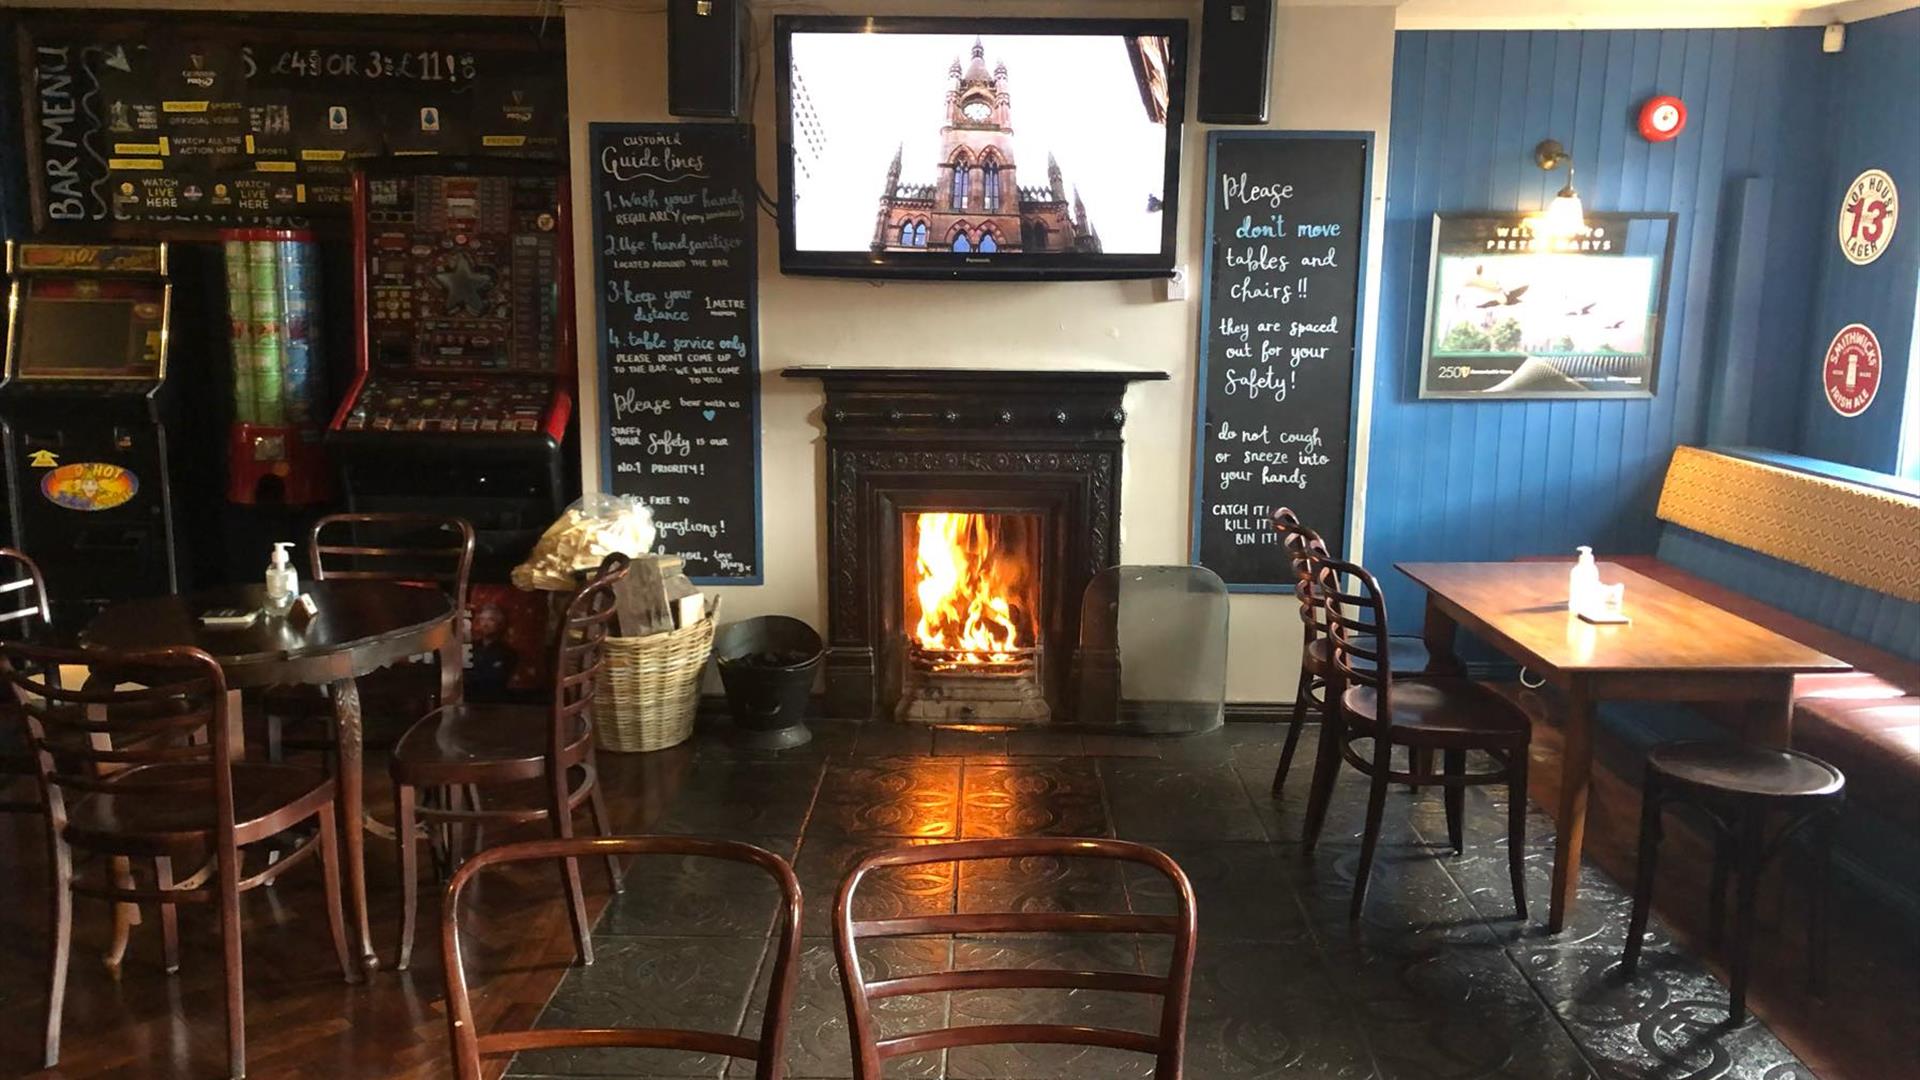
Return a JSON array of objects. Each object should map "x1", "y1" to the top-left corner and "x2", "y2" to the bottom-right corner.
[{"x1": 783, "y1": 366, "x2": 1167, "y2": 724}]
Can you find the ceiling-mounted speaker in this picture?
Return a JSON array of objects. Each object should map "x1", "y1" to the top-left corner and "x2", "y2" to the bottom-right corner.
[
  {"x1": 668, "y1": 0, "x2": 742, "y2": 119},
  {"x1": 1197, "y1": 0, "x2": 1273, "y2": 125}
]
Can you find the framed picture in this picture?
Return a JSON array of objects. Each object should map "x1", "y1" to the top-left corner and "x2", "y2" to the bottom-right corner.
[{"x1": 1418, "y1": 212, "x2": 1676, "y2": 399}]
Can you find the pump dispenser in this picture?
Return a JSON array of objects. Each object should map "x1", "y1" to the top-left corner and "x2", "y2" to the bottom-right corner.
[
  {"x1": 266, "y1": 541, "x2": 299, "y2": 614},
  {"x1": 1568, "y1": 546, "x2": 1599, "y2": 614}
]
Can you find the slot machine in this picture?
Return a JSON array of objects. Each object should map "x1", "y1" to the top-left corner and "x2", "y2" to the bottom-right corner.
[
  {"x1": 0, "y1": 242, "x2": 183, "y2": 633},
  {"x1": 328, "y1": 157, "x2": 575, "y2": 576}
]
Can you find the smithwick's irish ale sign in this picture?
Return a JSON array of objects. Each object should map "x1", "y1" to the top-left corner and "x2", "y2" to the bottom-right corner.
[{"x1": 1822, "y1": 323, "x2": 1882, "y2": 418}]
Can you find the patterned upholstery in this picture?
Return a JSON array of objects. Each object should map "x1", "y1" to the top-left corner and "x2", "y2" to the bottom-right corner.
[{"x1": 1656, "y1": 445, "x2": 1920, "y2": 604}]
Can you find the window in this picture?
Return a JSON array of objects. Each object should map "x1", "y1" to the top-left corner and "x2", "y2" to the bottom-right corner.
[
  {"x1": 952, "y1": 232, "x2": 971, "y2": 253},
  {"x1": 979, "y1": 232, "x2": 997, "y2": 253},
  {"x1": 913, "y1": 221, "x2": 928, "y2": 247},
  {"x1": 1030, "y1": 221, "x2": 1049, "y2": 250},
  {"x1": 950, "y1": 161, "x2": 969, "y2": 209},
  {"x1": 899, "y1": 221, "x2": 913, "y2": 246},
  {"x1": 983, "y1": 162, "x2": 1000, "y2": 211}
]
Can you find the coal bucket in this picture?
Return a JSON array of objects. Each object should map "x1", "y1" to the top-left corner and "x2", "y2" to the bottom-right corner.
[{"x1": 713, "y1": 616, "x2": 822, "y2": 750}]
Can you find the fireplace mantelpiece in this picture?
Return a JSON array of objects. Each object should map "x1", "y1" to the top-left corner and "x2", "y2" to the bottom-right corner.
[{"x1": 782, "y1": 366, "x2": 1168, "y2": 722}]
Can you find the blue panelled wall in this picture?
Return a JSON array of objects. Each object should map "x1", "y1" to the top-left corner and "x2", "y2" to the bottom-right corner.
[
  {"x1": 1366, "y1": 27, "x2": 1844, "y2": 618},
  {"x1": 1795, "y1": 7, "x2": 1920, "y2": 472}
]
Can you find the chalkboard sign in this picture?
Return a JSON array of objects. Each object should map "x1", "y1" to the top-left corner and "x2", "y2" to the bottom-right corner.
[
  {"x1": 1190, "y1": 132, "x2": 1369, "y2": 591},
  {"x1": 592, "y1": 122, "x2": 762, "y2": 584},
  {"x1": 17, "y1": 16, "x2": 565, "y2": 233}
]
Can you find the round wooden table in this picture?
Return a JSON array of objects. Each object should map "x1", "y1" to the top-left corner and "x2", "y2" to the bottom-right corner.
[{"x1": 81, "y1": 580, "x2": 458, "y2": 972}]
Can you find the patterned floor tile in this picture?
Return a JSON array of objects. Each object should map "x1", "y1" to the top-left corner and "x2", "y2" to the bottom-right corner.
[
  {"x1": 960, "y1": 759, "x2": 1108, "y2": 839},
  {"x1": 792, "y1": 834, "x2": 957, "y2": 936},
  {"x1": 812, "y1": 758, "x2": 963, "y2": 838},
  {"x1": 1100, "y1": 759, "x2": 1266, "y2": 842}
]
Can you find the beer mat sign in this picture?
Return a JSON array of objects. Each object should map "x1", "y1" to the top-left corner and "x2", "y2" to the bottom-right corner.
[
  {"x1": 18, "y1": 18, "x2": 566, "y2": 232},
  {"x1": 1838, "y1": 169, "x2": 1898, "y2": 266},
  {"x1": 1419, "y1": 212, "x2": 1676, "y2": 400},
  {"x1": 1190, "y1": 132, "x2": 1369, "y2": 591},
  {"x1": 591, "y1": 122, "x2": 763, "y2": 584},
  {"x1": 1823, "y1": 323, "x2": 1882, "y2": 418}
]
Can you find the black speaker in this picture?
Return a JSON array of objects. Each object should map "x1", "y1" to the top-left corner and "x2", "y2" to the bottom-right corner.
[
  {"x1": 1197, "y1": 0, "x2": 1274, "y2": 125},
  {"x1": 668, "y1": 0, "x2": 742, "y2": 119}
]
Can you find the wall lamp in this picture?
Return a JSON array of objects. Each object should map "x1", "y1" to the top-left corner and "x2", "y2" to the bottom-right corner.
[{"x1": 1531, "y1": 138, "x2": 1587, "y2": 241}]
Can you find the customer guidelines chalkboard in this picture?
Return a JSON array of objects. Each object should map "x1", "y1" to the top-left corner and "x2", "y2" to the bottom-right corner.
[
  {"x1": 592, "y1": 122, "x2": 762, "y2": 583},
  {"x1": 1190, "y1": 132, "x2": 1368, "y2": 591}
]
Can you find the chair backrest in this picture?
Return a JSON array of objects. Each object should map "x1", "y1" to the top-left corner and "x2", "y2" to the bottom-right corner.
[
  {"x1": 309, "y1": 513, "x2": 476, "y2": 616},
  {"x1": 1271, "y1": 511, "x2": 1331, "y2": 644},
  {"x1": 548, "y1": 553, "x2": 629, "y2": 753},
  {"x1": 441, "y1": 836, "x2": 802, "y2": 1080},
  {"x1": 1314, "y1": 555, "x2": 1394, "y2": 704},
  {"x1": 0, "y1": 548, "x2": 52, "y2": 642},
  {"x1": 1, "y1": 642, "x2": 234, "y2": 843},
  {"x1": 834, "y1": 837, "x2": 1197, "y2": 1079}
]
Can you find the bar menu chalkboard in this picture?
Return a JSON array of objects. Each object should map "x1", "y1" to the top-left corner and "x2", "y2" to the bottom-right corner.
[
  {"x1": 1190, "y1": 133, "x2": 1368, "y2": 591},
  {"x1": 592, "y1": 122, "x2": 762, "y2": 584}
]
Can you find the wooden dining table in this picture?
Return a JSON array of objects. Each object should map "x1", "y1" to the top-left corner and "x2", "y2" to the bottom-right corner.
[
  {"x1": 1396, "y1": 560, "x2": 1849, "y2": 933},
  {"x1": 80, "y1": 580, "x2": 458, "y2": 972}
]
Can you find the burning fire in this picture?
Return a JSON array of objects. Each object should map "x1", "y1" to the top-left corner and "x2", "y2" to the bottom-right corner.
[{"x1": 911, "y1": 512, "x2": 1027, "y2": 665}]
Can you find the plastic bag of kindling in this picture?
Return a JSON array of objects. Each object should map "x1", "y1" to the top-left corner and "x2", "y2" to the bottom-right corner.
[{"x1": 511, "y1": 494, "x2": 657, "y2": 590}]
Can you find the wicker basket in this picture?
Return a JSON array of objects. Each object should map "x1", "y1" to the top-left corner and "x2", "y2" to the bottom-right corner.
[{"x1": 592, "y1": 613, "x2": 714, "y2": 752}]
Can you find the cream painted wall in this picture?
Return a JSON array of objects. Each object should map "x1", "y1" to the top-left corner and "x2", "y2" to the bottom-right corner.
[{"x1": 568, "y1": 1, "x2": 1396, "y2": 706}]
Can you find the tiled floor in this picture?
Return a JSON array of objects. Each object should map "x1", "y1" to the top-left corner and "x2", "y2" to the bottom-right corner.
[{"x1": 507, "y1": 722, "x2": 1820, "y2": 1080}]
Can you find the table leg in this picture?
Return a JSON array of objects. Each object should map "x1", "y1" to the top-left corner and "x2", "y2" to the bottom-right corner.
[
  {"x1": 1751, "y1": 674, "x2": 1795, "y2": 748},
  {"x1": 327, "y1": 676, "x2": 378, "y2": 972},
  {"x1": 1421, "y1": 592, "x2": 1463, "y2": 676},
  {"x1": 1549, "y1": 677, "x2": 1594, "y2": 933}
]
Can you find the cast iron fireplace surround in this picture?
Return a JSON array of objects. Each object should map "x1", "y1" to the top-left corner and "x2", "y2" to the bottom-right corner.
[{"x1": 782, "y1": 366, "x2": 1167, "y2": 722}]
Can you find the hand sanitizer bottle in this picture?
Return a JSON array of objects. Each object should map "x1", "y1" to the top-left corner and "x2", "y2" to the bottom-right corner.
[
  {"x1": 265, "y1": 542, "x2": 299, "y2": 615},
  {"x1": 1569, "y1": 546, "x2": 1599, "y2": 614}
]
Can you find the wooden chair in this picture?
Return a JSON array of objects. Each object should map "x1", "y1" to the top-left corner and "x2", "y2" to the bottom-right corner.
[
  {"x1": 263, "y1": 512, "x2": 475, "y2": 760},
  {"x1": 441, "y1": 835, "x2": 802, "y2": 1080},
  {"x1": 2, "y1": 642, "x2": 355, "y2": 1078},
  {"x1": 1310, "y1": 557, "x2": 1533, "y2": 921},
  {"x1": 389, "y1": 553, "x2": 629, "y2": 970},
  {"x1": 834, "y1": 837, "x2": 1197, "y2": 1079},
  {"x1": 0, "y1": 548, "x2": 54, "y2": 815},
  {"x1": 1266, "y1": 511, "x2": 1435, "y2": 803}
]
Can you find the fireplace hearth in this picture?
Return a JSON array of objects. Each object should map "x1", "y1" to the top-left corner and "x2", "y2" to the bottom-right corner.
[{"x1": 783, "y1": 366, "x2": 1167, "y2": 724}]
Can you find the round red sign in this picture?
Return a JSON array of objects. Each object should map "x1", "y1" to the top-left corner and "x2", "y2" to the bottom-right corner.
[{"x1": 1822, "y1": 323, "x2": 1882, "y2": 417}]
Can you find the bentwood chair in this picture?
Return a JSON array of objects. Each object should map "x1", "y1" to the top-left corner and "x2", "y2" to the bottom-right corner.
[
  {"x1": 1266, "y1": 512, "x2": 1434, "y2": 804},
  {"x1": 441, "y1": 836, "x2": 803, "y2": 1080},
  {"x1": 0, "y1": 549, "x2": 54, "y2": 815},
  {"x1": 263, "y1": 512, "x2": 476, "y2": 760},
  {"x1": 835, "y1": 838, "x2": 1197, "y2": 1079},
  {"x1": 389, "y1": 553, "x2": 629, "y2": 970},
  {"x1": 2, "y1": 642, "x2": 355, "y2": 1078},
  {"x1": 1311, "y1": 557, "x2": 1533, "y2": 921}
]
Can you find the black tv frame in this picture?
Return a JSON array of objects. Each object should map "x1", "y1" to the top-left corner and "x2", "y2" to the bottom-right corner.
[{"x1": 773, "y1": 14, "x2": 1188, "y2": 281}]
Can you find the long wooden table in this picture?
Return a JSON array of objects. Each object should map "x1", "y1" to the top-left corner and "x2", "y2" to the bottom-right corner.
[{"x1": 1396, "y1": 561, "x2": 1849, "y2": 932}]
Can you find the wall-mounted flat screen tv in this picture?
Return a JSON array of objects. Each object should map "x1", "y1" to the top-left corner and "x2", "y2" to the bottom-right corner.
[{"x1": 775, "y1": 16, "x2": 1187, "y2": 280}]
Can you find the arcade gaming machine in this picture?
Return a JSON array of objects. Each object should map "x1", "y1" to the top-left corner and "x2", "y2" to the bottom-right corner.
[
  {"x1": 0, "y1": 242, "x2": 183, "y2": 633},
  {"x1": 328, "y1": 158, "x2": 575, "y2": 577}
]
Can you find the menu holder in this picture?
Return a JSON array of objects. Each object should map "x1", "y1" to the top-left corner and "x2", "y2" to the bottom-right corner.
[{"x1": 1189, "y1": 132, "x2": 1370, "y2": 590}]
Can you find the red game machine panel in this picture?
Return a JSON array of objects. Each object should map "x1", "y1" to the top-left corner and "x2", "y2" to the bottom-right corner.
[{"x1": 332, "y1": 159, "x2": 574, "y2": 446}]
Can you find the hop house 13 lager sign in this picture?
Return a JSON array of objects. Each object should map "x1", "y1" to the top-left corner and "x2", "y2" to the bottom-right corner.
[
  {"x1": 1837, "y1": 169, "x2": 1898, "y2": 266},
  {"x1": 1823, "y1": 323, "x2": 1882, "y2": 418}
]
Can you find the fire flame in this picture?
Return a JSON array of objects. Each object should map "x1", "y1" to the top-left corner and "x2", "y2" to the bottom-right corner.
[{"x1": 911, "y1": 512, "x2": 1026, "y2": 665}]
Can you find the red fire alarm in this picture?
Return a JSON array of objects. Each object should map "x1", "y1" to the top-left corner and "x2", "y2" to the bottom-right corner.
[{"x1": 1638, "y1": 95, "x2": 1687, "y2": 142}]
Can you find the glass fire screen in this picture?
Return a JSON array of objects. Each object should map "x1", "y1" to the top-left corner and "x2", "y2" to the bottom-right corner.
[{"x1": 1072, "y1": 565, "x2": 1227, "y2": 735}]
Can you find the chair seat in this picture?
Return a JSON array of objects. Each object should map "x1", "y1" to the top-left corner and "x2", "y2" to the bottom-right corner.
[
  {"x1": 390, "y1": 702, "x2": 592, "y2": 785},
  {"x1": 1647, "y1": 740, "x2": 1845, "y2": 801},
  {"x1": 64, "y1": 762, "x2": 334, "y2": 852},
  {"x1": 1305, "y1": 634, "x2": 1433, "y2": 677},
  {"x1": 1340, "y1": 677, "x2": 1532, "y2": 747}
]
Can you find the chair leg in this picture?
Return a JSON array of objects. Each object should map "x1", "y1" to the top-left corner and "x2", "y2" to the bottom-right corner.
[
  {"x1": 464, "y1": 784, "x2": 485, "y2": 857},
  {"x1": 1349, "y1": 736, "x2": 1396, "y2": 921},
  {"x1": 316, "y1": 809, "x2": 359, "y2": 984},
  {"x1": 1409, "y1": 748, "x2": 1431, "y2": 792},
  {"x1": 1808, "y1": 811, "x2": 1834, "y2": 999},
  {"x1": 155, "y1": 855, "x2": 181, "y2": 974},
  {"x1": 265, "y1": 713, "x2": 284, "y2": 763},
  {"x1": 216, "y1": 846, "x2": 246, "y2": 1078},
  {"x1": 1506, "y1": 747, "x2": 1530, "y2": 920},
  {"x1": 1707, "y1": 830, "x2": 1731, "y2": 950},
  {"x1": 1272, "y1": 667, "x2": 1314, "y2": 798},
  {"x1": 585, "y1": 762, "x2": 622, "y2": 894},
  {"x1": 550, "y1": 769, "x2": 594, "y2": 966},
  {"x1": 1623, "y1": 776, "x2": 1663, "y2": 976},
  {"x1": 43, "y1": 839, "x2": 73, "y2": 1068},
  {"x1": 1301, "y1": 683, "x2": 1346, "y2": 852},
  {"x1": 395, "y1": 782, "x2": 419, "y2": 971},
  {"x1": 1728, "y1": 809, "x2": 1764, "y2": 1024},
  {"x1": 1442, "y1": 749, "x2": 1466, "y2": 855}
]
